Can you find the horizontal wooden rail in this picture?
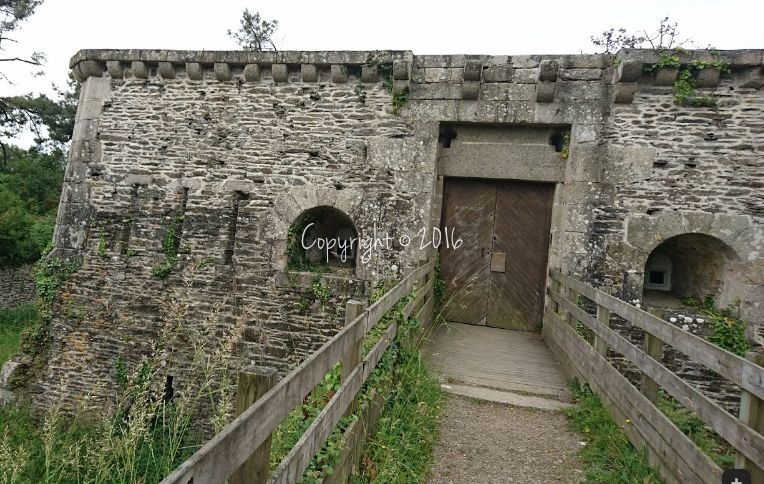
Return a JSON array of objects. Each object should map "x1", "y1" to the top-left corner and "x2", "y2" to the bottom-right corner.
[
  {"x1": 554, "y1": 271, "x2": 764, "y2": 401},
  {"x1": 546, "y1": 268, "x2": 764, "y2": 483},
  {"x1": 161, "y1": 259, "x2": 435, "y2": 484},
  {"x1": 549, "y1": 288, "x2": 764, "y2": 469}
]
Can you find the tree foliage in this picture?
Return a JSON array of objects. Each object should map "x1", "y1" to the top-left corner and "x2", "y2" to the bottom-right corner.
[
  {"x1": 227, "y1": 9, "x2": 278, "y2": 51},
  {"x1": 0, "y1": 147, "x2": 62, "y2": 266},
  {"x1": 591, "y1": 17, "x2": 690, "y2": 54},
  {"x1": 0, "y1": 0, "x2": 46, "y2": 80},
  {"x1": 1, "y1": 73, "x2": 79, "y2": 161}
]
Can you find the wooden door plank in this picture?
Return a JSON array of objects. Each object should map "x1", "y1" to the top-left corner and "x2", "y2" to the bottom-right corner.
[
  {"x1": 488, "y1": 181, "x2": 554, "y2": 329},
  {"x1": 439, "y1": 178, "x2": 494, "y2": 325}
]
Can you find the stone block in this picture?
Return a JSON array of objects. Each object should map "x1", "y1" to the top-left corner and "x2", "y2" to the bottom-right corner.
[
  {"x1": 243, "y1": 64, "x2": 261, "y2": 82},
  {"x1": 300, "y1": 64, "x2": 317, "y2": 82},
  {"x1": 482, "y1": 65, "x2": 514, "y2": 82},
  {"x1": 186, "y1": 62, "x2": 203, "y2": 80},
  {"x1": 409, "y1": 83, "x2": 461, "y2": 100},
  {"x1": 694, "y1": 67, "x2": 720, "y2": 87},
  {"x1": 514, "y1": 68, "x2": 539, "y2": 83},
  {"x1": 653, "y1": 67, "x2": 678, "y2": 86},
  {"x1": 361, "y1": 64, "x2": 378, "y2": 83},
  {"x1": 538, "y1": 60, "x2": 559, "y2": 82},
  {"x1": 131, "y1": 61, "x2": 149, "y2": 79},
  {"x1": 331, "y1": 64, "x2": 348, "y2": 83},
  {"x1": 616, "y1": 60, "x2": 643, "y2": 82},
  {"x1": 106, "y1": 60, "x2": 124, "y2": 79},
  {"x1": 614, "y1": 82, "x2": 638, "y2": 103},
  {"x1": 393, "y1": 79, "x2": 410, "y2": 96},
  {"x1": 739, "y1": 67, "x2": 764, "y2": 89},
  {"x1": 424, "y1": 67, "x2": 449, "y2": 83},
  {"x1": 221, "y1": 179, "x2": 256, "y2": 193},
  {"x1": 1, "y1": 361, "x2": 21, "y2": 388},
  {"x1": 158, "y1": 61, "x2": 175, "y2": 79},
  {"x1": 559, "y1": 68, "x2": 602, "y2": 81},
  {"x1": 464, "y1": 60, "x2": 482, "y2": 81},
  {"x1": 510, "y1": 55, "x2": 541, "y2": 68},
  {"x1": 462, "y1": 81, "x2": 480, "y2": 100},
  {"x1": 536, "y1": 81, "x2": 556, "y2": 102},
  {"x1": 393, "y1": 60, "x2": 410, "y2": 80}
]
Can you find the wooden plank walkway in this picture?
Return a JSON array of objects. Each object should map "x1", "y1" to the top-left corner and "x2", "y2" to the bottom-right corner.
[{"x1": 425, "y1": 322, "x2": 570, "y2": 403}]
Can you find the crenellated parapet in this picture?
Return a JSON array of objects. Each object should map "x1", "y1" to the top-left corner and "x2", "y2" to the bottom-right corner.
[
  {"x1": 69, "y1": 49, "x2": 414, "y2": 87},
  {"x1": 70, "y1": 49, "x2": 763, "y2": 107}
]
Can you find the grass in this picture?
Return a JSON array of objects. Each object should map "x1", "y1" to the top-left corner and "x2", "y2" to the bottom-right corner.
[
  {"x1": 566, "y1": 379, "x2": 661, "y2": 483},
  {"x1": 356, "y1": 318, "x2": 443, "y2": 483},
  {"x1": 657, "y1": 393, "x2": 735, "y2": 469},
  {"x1": 0, "y1": 304, "x2": 38, "y2": 367},
  {"x1": 0, "y1": 286, "x2": 244, "y2": 483}
]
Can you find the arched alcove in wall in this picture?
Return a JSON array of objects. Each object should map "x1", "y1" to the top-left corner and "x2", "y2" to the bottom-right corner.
[
  {"x1": 287, "y1": 206, "x2": 358, "y2": 273},
  {"x1": 642, "y1": 233, "x2": 738, "y2": 306}
]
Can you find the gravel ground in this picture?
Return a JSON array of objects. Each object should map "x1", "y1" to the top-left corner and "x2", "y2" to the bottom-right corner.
[{"x1": 428, "y1": 394, "x2": 585, "y2": 483}]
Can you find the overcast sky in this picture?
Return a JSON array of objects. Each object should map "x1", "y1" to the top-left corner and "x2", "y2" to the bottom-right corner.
[{"x1": 2, "y1": 0, "x2": 763, "y2": 103}]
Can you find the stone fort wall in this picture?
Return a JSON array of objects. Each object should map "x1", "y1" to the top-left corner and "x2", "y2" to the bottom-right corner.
[{"x1": 13, "y1": 48, "x2": 762, "y2": 409}]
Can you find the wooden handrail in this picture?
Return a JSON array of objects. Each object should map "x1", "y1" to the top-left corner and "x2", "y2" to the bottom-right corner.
[
  {"x1": 549, "y1": 288, "x2": 764, "y2": 468},
  {"x1": 550, "y1": 270, "x2": 764, "y2": 401},
  {"x1": 160, "y1": 260, "x2": 435, "y2": 484},
  {"x1": 545, "y1": 268, "x2": 764, "y2": 482}
]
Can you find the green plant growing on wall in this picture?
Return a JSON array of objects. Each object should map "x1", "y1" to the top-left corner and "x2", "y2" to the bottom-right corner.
[
  {"x1": 311, "y1": 277, "x2": 332, "y2": 307},
  {"x1": 354, "y1": 83, "x2": 367, "y2": 105},
  {"x1": 433, "y1": 255, "x2": 446, "y2": 308},
  {"x1": 152, "y1": 227, "x2": 179, "y2": 279},
  {"x1": 97, "y1": 233, "x2": 107, "y2": 258},
  {"x1": 286, "y1": 212, "x2": 318, "y2": 271},
  {"x1": 643, "y1": 50, "x2": 730, "y2": 107},
  {"x1": 681, "y1": 297, "x2": 749, "y2": 356},
  {"x1": 391, "y1": 89, "x2": 409, "y2": 115},
  {"x1": 560, "y1": 131, "x2": 571, "y2": 160}
]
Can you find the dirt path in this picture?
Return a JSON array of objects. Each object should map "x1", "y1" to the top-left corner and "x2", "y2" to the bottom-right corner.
[{"x1": 428, "y1": 394, "x2": 585, "y2": 483}]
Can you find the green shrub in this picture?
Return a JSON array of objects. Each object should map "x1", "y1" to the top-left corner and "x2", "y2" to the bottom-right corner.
[{"x1": 0, "y1": 305, "x2": 38, "y2": 367}]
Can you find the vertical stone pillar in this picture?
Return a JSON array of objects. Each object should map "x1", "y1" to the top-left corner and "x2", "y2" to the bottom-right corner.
[{"x1": 51, "y1": 75, "x2": 111, "y2": 260}]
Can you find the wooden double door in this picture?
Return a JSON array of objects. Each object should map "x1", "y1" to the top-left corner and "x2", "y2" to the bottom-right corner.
[{"x1": 439, "y1": 178, "x2": 554, "y2": 330}]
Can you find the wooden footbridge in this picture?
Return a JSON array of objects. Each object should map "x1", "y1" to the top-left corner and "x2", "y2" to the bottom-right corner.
[{"x1": 160, "y1": 262, "x2": 764, "y2": 484}]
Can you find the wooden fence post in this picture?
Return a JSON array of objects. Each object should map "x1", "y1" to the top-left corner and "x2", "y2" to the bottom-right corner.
[
  {"x1": 737, "y1": 352, "x2": 764, "y2": 480},
  {"x1": 231, "y1": 365, "x2": 278, "y2": 484},
  {"x1": 593, "y1": 290, "x2": 610, "y2": 357},
  {"x1": 640, "y1": 332, "x2": 664, "y2": 403},
  {"x1": 341, "y1": 300, "x2": 366, "y2": 416},
  {"x1": 549, "y1": 273, "x2": 561, "y2": 313},
  {"x1": 566, "y1": 287, "x2": 579, "y2": 330}
]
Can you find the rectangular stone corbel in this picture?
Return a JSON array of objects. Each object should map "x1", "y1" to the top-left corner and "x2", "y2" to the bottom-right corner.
[
  {"x1": 614, "y1": 82, "x2": 638, "y2": 103},
  {"x1": 186, "y1": 62, "x2": 203, "y2": 80},
  {"x1": 214, "y1": 63, "x2": 232, "y2": 81},
  {"x1": 158, "y1": 61, "x2": 175, "y2": 79}
]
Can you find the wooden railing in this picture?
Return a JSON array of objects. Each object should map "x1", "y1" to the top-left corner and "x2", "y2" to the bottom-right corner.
[
  {"x1": 160, "y1": 259, "x2": 436, "y2": 484},
  {"x1": 545, "y1": 269, "x2": 764, "y2": 483}
]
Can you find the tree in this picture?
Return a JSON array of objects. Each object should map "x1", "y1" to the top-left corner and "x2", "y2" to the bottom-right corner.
[
  {"x1": 0, "y1": 0, "x2": 46, "y2": 82},
  {"x1": 591, "y1": 17, "x2": 690, "y2": 54},
  {"x1": 1, "y1": 73, "x2": 79, "y2": 163},
  {"x1": 227, "y1": 9, "x2": 278, "y2": 51}
]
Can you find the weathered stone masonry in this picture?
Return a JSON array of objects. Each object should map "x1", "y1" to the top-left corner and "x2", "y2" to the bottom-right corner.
[{"x1": 13, "y1": 48, "x2": 763, "y2": 410}]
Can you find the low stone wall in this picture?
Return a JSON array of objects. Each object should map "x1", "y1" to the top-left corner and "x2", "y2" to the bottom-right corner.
[{"x1": 0, "y1": 265, "x2": 36, "y2": 310}]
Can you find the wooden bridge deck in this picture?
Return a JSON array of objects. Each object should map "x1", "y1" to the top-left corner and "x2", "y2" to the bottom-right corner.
[{"x1": 425, "y1": 322, "x2": 571, "y2": 406}]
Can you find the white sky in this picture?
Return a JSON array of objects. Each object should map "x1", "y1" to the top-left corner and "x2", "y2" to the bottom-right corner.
[{"x1": 2, "y1": 0, "x2": 763, "y2": 104}]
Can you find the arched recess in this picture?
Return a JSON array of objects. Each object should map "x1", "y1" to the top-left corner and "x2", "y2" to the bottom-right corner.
[
  {"x1": 642, "y1": 233, "x2": 738, "y2": 304},
  {"x1": 287, "y1": 206, "x2": 358, "y2": 273},
  {"x1": 267, "y1": 186, "x2": 364, "y2": 275},
  {"x1": 625, "y1": 211, "x2": 764, "y2": 332}
]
